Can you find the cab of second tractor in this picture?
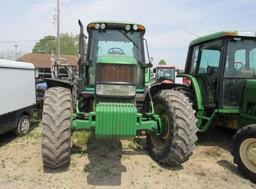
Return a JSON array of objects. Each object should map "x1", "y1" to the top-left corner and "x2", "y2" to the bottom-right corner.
[
  {"x1": 179, "y1": 31, "x2": 256, "y2": 182},
  {"x1": 153, "y1": 65, "x2": 176, "y2": 84},
  {"x1": 41, "y1": 20, "x2": 198, "y2": 170}
]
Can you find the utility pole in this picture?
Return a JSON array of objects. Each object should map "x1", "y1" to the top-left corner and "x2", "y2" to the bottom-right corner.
[{"x1": 56, "y1": 0, "x2": 60, "y2": 61}]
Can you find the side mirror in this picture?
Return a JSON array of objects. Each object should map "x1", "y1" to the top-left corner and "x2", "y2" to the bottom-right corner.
[{"x1": 147, "y1": 62, "x2": 153, "y2": 68}]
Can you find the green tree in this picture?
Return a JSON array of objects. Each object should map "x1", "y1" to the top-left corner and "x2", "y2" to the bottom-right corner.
[
  {"x1": 60, "y1": 33, "x2": 79, "y2": 55},
  {"x1": 159, "y1": 59, "x2": 166, "y2": 65},
  {"x1": 32, "y1": 35, "x2": 56, "y2": 54},
  {"x1": 32, "y1": 33, "x2": 79, "y2": 55}
]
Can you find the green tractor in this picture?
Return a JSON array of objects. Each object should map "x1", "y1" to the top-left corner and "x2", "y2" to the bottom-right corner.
[
  {"x1": 41, "y1": 21, "x2": 198, "y2": 169},
  {"x1": 178, "y1": 31, "x2": 256, "y2": 182}
]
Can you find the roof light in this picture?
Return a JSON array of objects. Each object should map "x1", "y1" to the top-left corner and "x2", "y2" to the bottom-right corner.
[
  {"x1": 125, "y1": 25, "x2": 131, "y2": 31},
  {"x1": 95, "y1": 23, "x2": 100, "y2": 29},
  {"x1": 100, "y1": 23, "x2": 106, "y2": 30},
  {"x1": 133, "y1": 25, "x2": 138, "y2": 30},
  {"x1": 237, "y1": 32, "x2": 256, "y2": 37},
  {"x1": 88, "y1": 23, "x2": 96, "y2": 29},
  {"x1": 137, "y1": 25, "x2": 145, "y2": 31}
]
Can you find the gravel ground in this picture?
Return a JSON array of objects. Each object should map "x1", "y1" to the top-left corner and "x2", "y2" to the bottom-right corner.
[{"x1": 0, "y1": 123, "x2": 255, "y2": 189}]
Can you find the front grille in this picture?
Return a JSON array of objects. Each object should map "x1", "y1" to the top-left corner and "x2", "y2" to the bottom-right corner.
[{"x1": 96, "y1": 64, "x2": 136, "y2": 84}]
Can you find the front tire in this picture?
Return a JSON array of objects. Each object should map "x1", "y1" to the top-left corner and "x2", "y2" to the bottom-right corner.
[
  {"x1": 41, "y1": 87, "x2": 72, "y2": 169},
  {"x1": 15, "y1": 115, "x2": 30, "y2": 136},
  {"x1": 147, "y1": 90, "x2": 198, "y2": 166},
  {"x1": 232, "y1": 125, "x2": 256, "y2": 183}
]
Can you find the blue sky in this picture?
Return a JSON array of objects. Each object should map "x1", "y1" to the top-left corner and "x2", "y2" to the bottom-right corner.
[{"x1": 0, "y1": 0, "x2": 256, "y2": 66}]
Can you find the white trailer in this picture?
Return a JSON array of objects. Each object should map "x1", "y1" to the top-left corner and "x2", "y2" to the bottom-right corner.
[{"x1": 0, "y1": 59, "x2": 36, "y2": 135}]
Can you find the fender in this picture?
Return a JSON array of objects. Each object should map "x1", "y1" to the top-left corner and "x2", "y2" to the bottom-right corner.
[
  {"x1": 143, "y1": 82, "x2": 184, "y2": 112},
  {"x1": 178, "y1": 74, "x2": 203, "y2": 111},
  {"x1": 44, "y1": 78, "x2": 73, "y2": 89}
]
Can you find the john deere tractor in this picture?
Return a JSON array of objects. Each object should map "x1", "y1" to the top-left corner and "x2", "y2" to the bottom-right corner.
[
  {"x1": 178, "y1": 31, "x2": 256, "y2": 182},
  {"x1": 41, "y1": 21, "x2": 198, "y2": 169}
]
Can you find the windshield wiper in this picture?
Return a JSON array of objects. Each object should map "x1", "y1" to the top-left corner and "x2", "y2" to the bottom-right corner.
[{"x1": 118, "y1": 31, "x2": 139, "y2": 49}]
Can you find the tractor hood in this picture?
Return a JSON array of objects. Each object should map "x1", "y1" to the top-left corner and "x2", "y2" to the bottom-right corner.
[{"x1": 97, "y1": 55, "x2": 137, "y2": 65}]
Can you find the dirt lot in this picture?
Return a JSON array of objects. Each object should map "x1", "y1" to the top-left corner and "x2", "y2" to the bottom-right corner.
[{"x1": 0, "y1": 122, "x2": 255, "y2": 189}]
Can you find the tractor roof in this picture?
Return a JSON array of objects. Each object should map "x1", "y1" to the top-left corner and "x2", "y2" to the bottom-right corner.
[
  {"x1": 155, "y1": 65, "x2": 176, "y2": 69},
  {"x1": 153, "y1": 65, "x2": 176, "y2": 72},
  {"x1": 190, "y1": 31, "x2": 256, "y2": 46},
  {"x1": 88, "y1": 20, "x2": 143, "y2": 26},
  {"x1": 87, "y1": 21, "x2": 146, "y2": 34}
]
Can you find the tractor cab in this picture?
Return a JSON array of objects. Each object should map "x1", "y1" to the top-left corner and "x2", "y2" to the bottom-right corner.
[
  {"x1": 181, "y1": 31, "x2": 256, "y2": 127},
  {"x1": 79, "y1": 21, "x2": 152, "y2": 94},
  {"x1": 153, "y1": 66, "x2": 176, "y2": 84}
]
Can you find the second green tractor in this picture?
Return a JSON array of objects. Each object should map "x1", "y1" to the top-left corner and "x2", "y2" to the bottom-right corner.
[{"x1": 179, "y1": 31, "x2": 256, "y2": 182}]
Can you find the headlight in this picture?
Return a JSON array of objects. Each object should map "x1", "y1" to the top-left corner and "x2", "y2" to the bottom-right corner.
[
  {"x1": 96, "y1": 84, "x2": 136, "y2": 97},
  {"x1": 133, "y1": 24, "x2": 138, "y2": 30},
  {"x1": 100, "y1": 23, "x2": 106, "y2": 30},
  {"x1": 95, "y1": 23, "x2": 100, "y2": 29},
  {"x1": 125, "y1": 24, "x2": 131, "y2": 31}
]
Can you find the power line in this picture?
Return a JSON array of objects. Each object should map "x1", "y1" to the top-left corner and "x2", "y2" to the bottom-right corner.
[{"x1": 0, "y1": 40, "x2": 39, "y2": 43}]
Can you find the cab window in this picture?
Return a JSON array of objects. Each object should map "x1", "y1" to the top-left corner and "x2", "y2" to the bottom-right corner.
[{"x1": 189, "y1": 45, "x2": 199, "y2": 74}]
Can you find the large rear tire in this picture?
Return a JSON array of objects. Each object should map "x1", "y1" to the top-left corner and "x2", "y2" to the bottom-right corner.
[
  {"x1": 41, "y1": 87, "x2": 72, "y2": 169},
  {"x1": 232, "y1": 125, "x2": 256, "y2": 183},
  {"x1": 147, "y1": 90, "x2": 198, "y2": 166}
]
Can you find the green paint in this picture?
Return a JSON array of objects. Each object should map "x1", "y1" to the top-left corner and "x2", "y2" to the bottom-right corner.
[
  {"x1": 97, "y1": 55, "x2": 137, "y2": 65},
  {"x1": 95, "y1": 103, "x2": 137, "y2": 138},
  {"x1": 72, "y1": 102, "x2": 159, "y2": 138},
  {"x1": 218, "y1": 108, "x2": 240, "y2": 114},
  {"x1": 239, "y1": 80, "x2": 256, "y2": 127},
  {"x1": 144, "y1": 67, "x2": 150, "y2": 85},
  {"x1": 85, "y1": 87, "x2": 95, "y2": 92},
  {"x1": 190, "y1": 31, "x2": 238, "y2": 46},
  {"x1": 136, "y1": 88, "x2": 144, "y2": 93},
  {"x1": 178, "y1": 74, "x2": 204, "y2": 110}
]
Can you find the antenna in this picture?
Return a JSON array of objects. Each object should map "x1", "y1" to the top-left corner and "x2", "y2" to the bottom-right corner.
[{"x1": 184, "y1": 29, "x2": 201, "y2": 38}]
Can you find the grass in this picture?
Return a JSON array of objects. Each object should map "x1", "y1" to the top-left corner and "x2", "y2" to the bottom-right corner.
[{"x1": 71, "y1": 131, "x2": 94, "y2": 153}]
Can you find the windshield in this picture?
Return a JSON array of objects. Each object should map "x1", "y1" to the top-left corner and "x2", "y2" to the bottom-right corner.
[
  {"x1": 88, "y1": 30, "x2": 144, "y2": 86},
  {"x1": 89, "y1": 30, "x2": 143, "y2": 62},
  {"x1": 157, "y1": 68, "x2": 175, "y2": 80},
  {"x1": 225, "y1": 38, "x2": 256, "y2": 78}
]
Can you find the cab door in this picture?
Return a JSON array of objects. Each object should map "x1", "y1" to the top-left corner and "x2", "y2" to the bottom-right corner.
[{"x1": 188, "y1": 40, "x2": 224, "y2": 108}]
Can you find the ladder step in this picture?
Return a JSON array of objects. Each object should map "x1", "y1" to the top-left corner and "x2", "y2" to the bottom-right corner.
[{"x1": 200, "y1": 116, "x2": 210, "y2": 120}]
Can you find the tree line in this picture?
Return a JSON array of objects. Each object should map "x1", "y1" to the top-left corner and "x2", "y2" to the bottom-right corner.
[
  {"x1": 32, "y1": 33, "x2": 78, "y2": 55},
  {"x1": 33, "y1": 34, "x2": 167, "y2": 65}
]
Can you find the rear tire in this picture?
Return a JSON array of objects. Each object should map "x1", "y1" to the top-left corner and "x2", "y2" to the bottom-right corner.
[
  {"x1": 175, "y1": 86, "x2": 196, "y2": 110},
  {"x1": 41, "y1": 87, "x2": 72, "y2": 169},
  {"x1": 147, "y1": 90, "x2": 198, "y2": 166},
  {"x1": 232, "y1": 125, "x2": 256, "y2": 183}
]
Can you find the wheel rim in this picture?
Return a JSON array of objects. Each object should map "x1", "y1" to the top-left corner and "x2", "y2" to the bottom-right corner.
[
  {"x1": 150, "y1": 104, "x2": 172, "y2": 149},
  {"x1": 20, "y1": 117, "x2": 30, "y2": 134},
  {"x1": 160, "y1": 114, "x2": 170, "y2": 140},
  {"x1": 239, "y1": 138, "x2": 256, "y2": 174}
]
